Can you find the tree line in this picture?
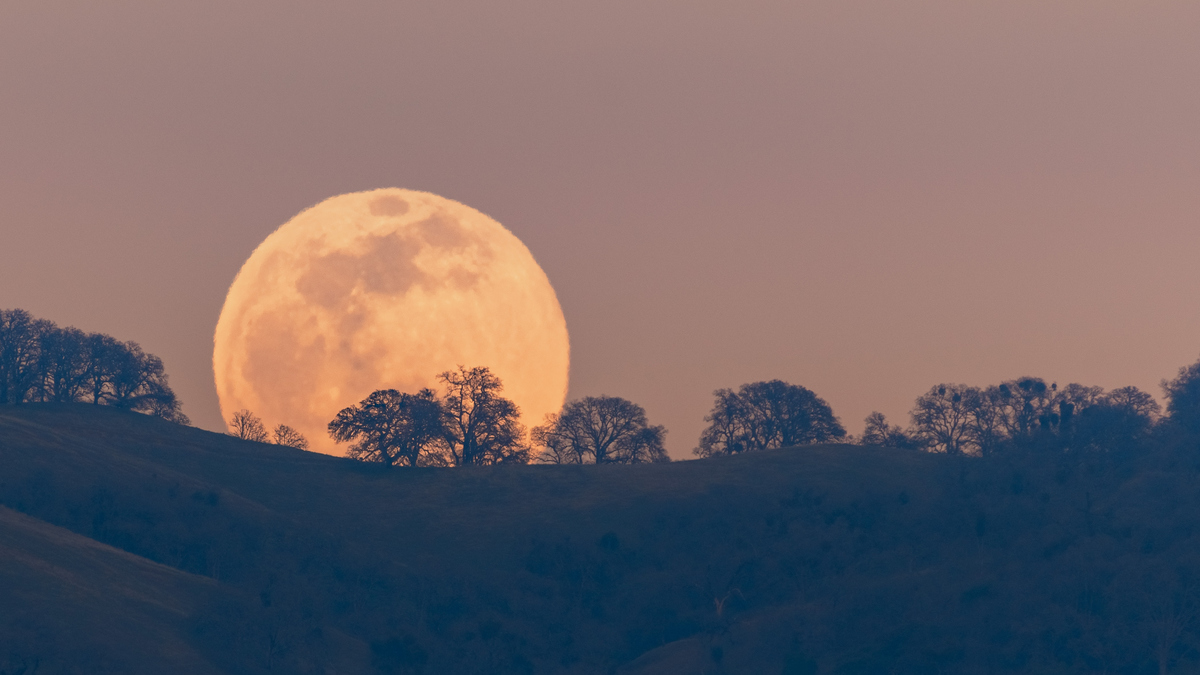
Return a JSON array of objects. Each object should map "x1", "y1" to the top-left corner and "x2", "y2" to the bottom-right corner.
[
  {"x1": 857, "y1": 370, "x2": 1193, "y2": 456},
  {"x1": 234, "y1": 355, "x2": 1200, "y2": 465},
  {"x1": 227, "y1": 366, "x2": 670, "y2": 465},
  {"x1": 0, "y1": 308, "x2": 188, "y2": 423},
  {"x1": 684, "y1": 361, "x2": 1200, "y2": 459},
  {"x1": 326, "y1": 365, "x2": 668, "y2": 466}
]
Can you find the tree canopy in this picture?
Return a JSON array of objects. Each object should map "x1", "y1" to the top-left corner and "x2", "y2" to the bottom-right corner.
[
  {"x1": 437, "y1": 366, "x2": 529, "y2": 466},
  {"x1": 0, "y1": 308, "x2": 187, "y2": 423},
  {"x1": 901, "y1": 377, "x2": 1161, "y2": 455},
  {"x1": 327, "y1": 366, "x2": 529, "y2": 467},
  {"x1": 1163, "y1": 357, "x2": 1200, "y2": 434},
  {"x1": 327, "y1": 389, "x2": 444, "y2": 466},
  {"x1": 532, "y1": 395, "x2": 668, "y2": 464},
  {"x1": 695, "y1": 380, "x2": 845, "y2": 457}
]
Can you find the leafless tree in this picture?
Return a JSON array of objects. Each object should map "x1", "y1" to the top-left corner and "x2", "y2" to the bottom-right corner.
[
  {"x1": 272, "y1": 424, "x2": 310, "y2": 451},
  {"x1": 0, "y1": 309, "x2": 52, "y2": 404},
  {"x1": 229, "y1": 409, "x2": 269, "y2": 442},
  {"x1": 438, "y1": 366, "x2": 529, "y2": 466},
  {"x1": 859, "y1": 411, "x2": 920, "y2": 450},
  {"x1": 33, "y1": 325, "x2": 89, "y2": 403},
  {"x1": 910, "y1": 384, "x2": 977, "y2": 455},
  {"x1": 1104, "y1": 385, "x2": 1162, "y2": 420}
]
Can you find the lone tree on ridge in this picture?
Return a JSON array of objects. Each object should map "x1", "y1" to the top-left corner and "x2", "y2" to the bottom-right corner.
[
  {"x1": 228, "y1": 409, "x2": 269, "y2": 443},
  {"x1": 272, "y1": 424, "x2": 310, "y2": 451},
  {"x1": 695, "y1": 380, "x2": 845, "y2": 457},
  {"x1": 532, "y1": 395, "x2": 668, "y2": 464}
]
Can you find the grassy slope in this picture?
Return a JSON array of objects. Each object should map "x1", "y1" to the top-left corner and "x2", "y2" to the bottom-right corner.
[
  {"x1": 0, "y1": 505, "x2": 223, "y2": 674},
  {"x1": 2, "y1": 404, "x2": 1199, "y2": 674}
]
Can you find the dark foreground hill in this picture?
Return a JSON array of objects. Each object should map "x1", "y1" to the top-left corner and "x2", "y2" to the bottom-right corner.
[{"x1": 2, "y1": 405, "x2": 1200, "y2": 674}]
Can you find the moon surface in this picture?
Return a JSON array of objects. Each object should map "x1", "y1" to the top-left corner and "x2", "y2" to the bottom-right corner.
[{"x1": 213, "y1": 188, "x2": 570, "y2": 456}]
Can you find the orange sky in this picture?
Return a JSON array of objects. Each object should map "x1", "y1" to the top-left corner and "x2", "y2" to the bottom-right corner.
[{"x1": 2, "y1": 1, "x2": 1198, "y2": 458}]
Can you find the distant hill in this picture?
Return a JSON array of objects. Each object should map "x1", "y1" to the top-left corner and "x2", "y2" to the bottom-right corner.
[{"x1": 2, "y1": 404, "x2": 1199, "y2": 674}]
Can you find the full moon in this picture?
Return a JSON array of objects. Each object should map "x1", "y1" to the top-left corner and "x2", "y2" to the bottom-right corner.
[{"x1": 213, "y1": 189, "x2": 570, "y2": 456}]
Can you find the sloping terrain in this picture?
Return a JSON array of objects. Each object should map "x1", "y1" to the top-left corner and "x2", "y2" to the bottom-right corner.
[
  {"x1": 0, "y1": 505, "x2": 226, "y2": 675},
  {"x1": 2, "y1": 404, "x2": 1200, "y2": 673}
]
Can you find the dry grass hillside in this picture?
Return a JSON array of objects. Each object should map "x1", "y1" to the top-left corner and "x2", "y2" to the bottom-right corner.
[{"x1": 2, "y1": 404, "x2": 1199, "y2": 674}]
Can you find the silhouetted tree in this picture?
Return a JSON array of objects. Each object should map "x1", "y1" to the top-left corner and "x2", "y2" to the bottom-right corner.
[
  {"x1": 859, "y1": 412, "x2": 920, "y2": 450},
  {"x1": 328, "y1": 389, "x2": 443, "y2": 466},
  {"x1": 532, "y1": 396, "x2": 668, "y2": 464},
  {"x1": 910, "y1": 384, "x2": 976, "y2": 455},
  {"x1": 695, "y1": 380, "x2": 845, "y2": 457},
  {"x1": 995, "y1": 378, "x2": 1058, "y2": 438},
  {"x1": 229, "y1": 409, "x2": 269, "y2": 442},
  {"x1": 0, "y1": 308, "x2": 188, "y2": 423},
  {"x1": 0, "y1": 309, "x2": 51, "y2": 404},
  {"x1": 272, "y1": 424, "x2": 309, "y2": 451},
  {"x1": 438, "y1": 366, "x2": 529, "y2": 465},
  {"x1": 1105, "y1": 385, "x2": 1162, "y2": 420},
  {"x1": 1066, "y1": 385, "x2": 1161, "y2": 453},
  {"x1": 105, "y1": 341, "x2": 186, "y2": 421},
  {"x1": 33, "y1": 326, "x2": 89, "y2": 403},
  {"x1": 80, "y1": 333, "x2": 122, "y2": 405},
  {"x1": 1163, "y1": 357, "x2": 1200, "y2": 435}
]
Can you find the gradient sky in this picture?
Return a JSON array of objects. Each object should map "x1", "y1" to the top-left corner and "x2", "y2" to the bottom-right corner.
[{"x1": 2, "y1": 1, "x2": 1199, "y2": 458}]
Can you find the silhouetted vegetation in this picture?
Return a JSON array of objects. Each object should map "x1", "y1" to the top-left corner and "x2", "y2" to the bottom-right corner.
[
  {"x1": 695, "y1": 379, "x2": 846, "y2": 457},
  {"x1": 1163, "y1": 358, "x2": 1200, "y2": 435},
  {"x1": 271, "y1": 424, "x2": 309, "y2": 451},
  {"x1": 228, "y1": 408, "x2": 269, "y2": 442},
  {"x1": 227, "y1": 409, "x2": 309, "y2": 450},
  {"x1": 9, "y1": 338, "x2": 1200, "y2": 672},
  {"x1": 328, "y1": 389, "x2": 444, "y2": 466},
  {"x1": 330, "y1": 366, "x2": 530, "y2": 466},
  {"x1": 0, "y1": 308, "x2": 187, "y2": 423},
  {"x1": 438, "y1": 365, "x2": 530, "y2": 465},
  {"x1": 532, "y1": 395, "x2": 668, "y2": 464},
  {"x1": 878, "y1": 376, "x2": 1162, "y2": 457},
  {"x1": 859, "y1": 411, "x2": 921, "y2": 449},
  {"x1": 7, "y1": 381, "x2": 1200, "y2": 673}
]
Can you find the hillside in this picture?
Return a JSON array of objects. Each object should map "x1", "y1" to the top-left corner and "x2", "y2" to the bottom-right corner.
[
  {"x1": 2, "y1": 404, "x2": 1200, "y2": 673},
  {"x1": 0, "y1": 505, "x2": 224, "y2": 674}
]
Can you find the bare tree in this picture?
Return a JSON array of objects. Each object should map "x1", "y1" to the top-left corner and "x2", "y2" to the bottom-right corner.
[
  {"x1": 229, "y1": 409, "x2": 269, "y2": 442},
  {"x1": 993, "y1": 377, "x2": 1059, "y2": 439},
  {"x1": 438, "y1": 366, "x2": 529, "y2": 466},
  {"x1": 328, "y1": 389, "x2": 443, "y2": 466},
  {"x1": 532, "y1": 396, "x2": 668, "y2": 464},
  {"x1": 1163, "y1": 357, "x2": 1200, "y2": 434},
  {"x1": 859, "y1": 412, "x2": 920, "y2": 450},
  {"x1": 1104, "y1": 385, "x2": 1161, "y2": 420},
  {"x1": 81, "y1": 333, "x2": 122, "y2": 405},
  {"x1": 910, "y1": 384, "x2": 977, "y2": 455},
  {"x1": 33, "y1": 325, "x2": 89, "y2": 403},
  {"x1": 0, "y1": 309, "x2": 52, "y2": 405},
  {"x1": 696, "y1": 380, "x2": 845, "y2": 457},
  {"x1": 273, "y1": 424, "x2": 310, "y2": 451}
]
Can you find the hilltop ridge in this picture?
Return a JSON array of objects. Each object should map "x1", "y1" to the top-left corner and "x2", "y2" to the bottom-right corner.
[{"x1": 2, "y1": 404, "x2": 1199, "y2": 673}]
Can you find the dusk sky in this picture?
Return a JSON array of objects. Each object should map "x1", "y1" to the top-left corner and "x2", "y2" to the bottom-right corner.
[{"x1": 2, "y1": 1, "x2": 1199, "y2": 458}]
